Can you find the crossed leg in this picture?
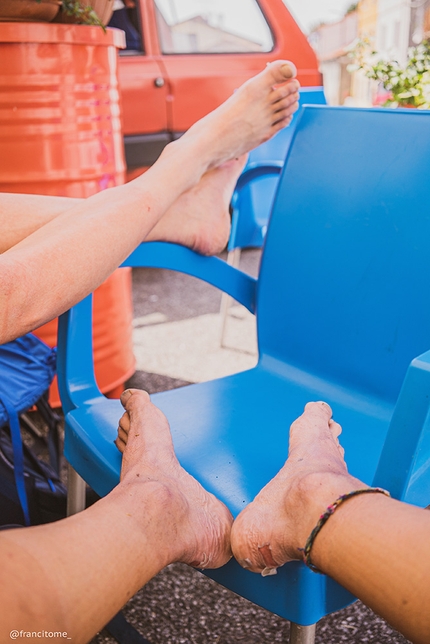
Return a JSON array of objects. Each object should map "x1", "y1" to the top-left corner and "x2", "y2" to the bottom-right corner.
[
  {"x1": 0, "y1": 154, "x2": 248, "y2": 257},
  {"x1": 146, "y1": 155, "x2": 248, "y2": 255},
  {"x1": 0, "y1": 59, "x2": 299, "y2": 343},
  {"x1": 0, "y1": 62, "x2": 299, "y2": 256}
]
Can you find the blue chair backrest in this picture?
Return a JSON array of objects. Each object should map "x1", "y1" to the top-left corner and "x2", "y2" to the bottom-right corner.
[
  {"x1": 257, "y1": 106, "x2": 430, "y2": 404},
  {"x1": 230, "y1": 87, "x2": 327, "y2": 250}
]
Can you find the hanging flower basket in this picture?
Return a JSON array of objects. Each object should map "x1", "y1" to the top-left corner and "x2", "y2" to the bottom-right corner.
[{"x1": 0, "y1": 0, "x2": 61, "y2": 22}]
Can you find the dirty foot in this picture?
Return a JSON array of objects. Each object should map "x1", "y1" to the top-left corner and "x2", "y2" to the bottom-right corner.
[
  {"x1": 176, "y1": 60, "x2": 300, "y2": 172},
  {"x1": 147, "y1": 154, "x2": 247, "y2": 255},
  {"x1": 231, "y1": 402, "x2": 364, "y2": 575},
  {"x1": 116, "y1": 389, "x2": 233, "y2": 569}
]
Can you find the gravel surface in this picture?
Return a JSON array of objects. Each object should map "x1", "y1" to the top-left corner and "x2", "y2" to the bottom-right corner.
[
  {"x1": 91, "y1": 249, "x2": 411, "y2": 644},
  {"x1": 92, "y1": 564, "x2": 410, "y2": 644}
]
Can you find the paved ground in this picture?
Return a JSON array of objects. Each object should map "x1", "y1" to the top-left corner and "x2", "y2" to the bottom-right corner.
[{"x1": 91, "y1": 249, "x2": 410, "y2": 644}]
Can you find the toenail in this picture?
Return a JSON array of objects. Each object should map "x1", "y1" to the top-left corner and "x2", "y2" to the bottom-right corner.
[
  {"x1": 261, "y1": 567, "x2": 278, "y2": 577},
  {"x1": 120, "y1": 389, "x2": 133, "y2": 405},
  {"x1": 281, "y1": 61, "x2": 297, "y2": 78}
]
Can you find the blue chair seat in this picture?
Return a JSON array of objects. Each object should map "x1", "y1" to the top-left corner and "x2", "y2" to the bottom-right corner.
[{"x1": 67, "y1": 364, "x2": 391, "y2": 513}]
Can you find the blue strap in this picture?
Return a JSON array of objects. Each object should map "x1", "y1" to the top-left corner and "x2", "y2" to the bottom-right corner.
[{"x1": 0, "y1": 395, "x2": 30, "y2": 526}]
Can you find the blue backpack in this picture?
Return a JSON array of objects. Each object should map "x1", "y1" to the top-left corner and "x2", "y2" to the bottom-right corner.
[{"x1": 0, "y1": 334, "x2": 66, "y2": 527}]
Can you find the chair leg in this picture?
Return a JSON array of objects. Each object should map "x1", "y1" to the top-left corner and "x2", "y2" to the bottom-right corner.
[
  {"x1": 220, "y1": 247, "x2": 242, "y2": 347},
  {"x1": 289, "y1": 622, "x2": 316, "y2": 644},
  {"x1": 67, "y1": 464, "x2": 87, "y2": 516}
]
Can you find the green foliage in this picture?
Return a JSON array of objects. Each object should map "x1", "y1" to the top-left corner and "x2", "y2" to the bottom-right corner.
[
  {"x1": 346, "y1": 3, "x2": 358, "y2": 14},
  {"x1": 61, "y1": 0, "x2": 105, "y2": 29},
  {"x1": 348, "y1": 38, "x2": 430, "y2": 108},
  {"x1": 36, "y1": 0, "x2": 105, "y2": 29}
]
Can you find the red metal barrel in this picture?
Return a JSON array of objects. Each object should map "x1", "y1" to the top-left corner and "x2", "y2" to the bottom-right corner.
[{"x1": 0, "y1": 23, "x2": 136, "y2": 405}]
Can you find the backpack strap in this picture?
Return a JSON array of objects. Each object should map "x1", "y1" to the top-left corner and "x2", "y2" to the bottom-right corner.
[{"x1": 0, "y1": 395, "x2": 30, "y2": 526}]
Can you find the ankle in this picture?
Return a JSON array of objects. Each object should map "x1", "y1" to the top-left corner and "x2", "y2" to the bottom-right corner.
[
  {"x1": 115, "y1": 477, "x2": 189, "y2": 566},
  {"x1": 294, "y1": 472, "x2": 366, "y2": 550}
]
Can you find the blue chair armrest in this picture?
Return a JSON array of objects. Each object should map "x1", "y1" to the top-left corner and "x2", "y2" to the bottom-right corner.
[
  {"x1": 57, "y1": 296, "x2": 102, "y2": 414},
  {"x1": 58, "y1": 242, "x2": 257, "y2": 412},
  {"x1": 120, "y1": 241, "x2": 257, "y2": 314},
  {"x1": 229, "y1": 162, "x2": 283, "y2": 252},
  {"x1": 232, "y1": 161, "x2": 284, "y2": 195},
  {"x1": 374, "y1": 348, "x2": 430, "y2": 503}
]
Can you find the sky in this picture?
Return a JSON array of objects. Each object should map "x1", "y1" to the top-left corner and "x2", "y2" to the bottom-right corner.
[{"x1": 284, "y1": 0, "x2": 355, "y2": 33}]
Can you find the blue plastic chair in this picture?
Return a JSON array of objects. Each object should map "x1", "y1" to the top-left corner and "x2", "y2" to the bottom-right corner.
[
  {"x1": 57, "y1": 106, "x2": 430, "y2": 644},
  {"x1": 220, "y1": 87, "x2": 327, "y2": 345},
  {"x1": 229, "y1": 86, "x2": 327, "y2": 252}
]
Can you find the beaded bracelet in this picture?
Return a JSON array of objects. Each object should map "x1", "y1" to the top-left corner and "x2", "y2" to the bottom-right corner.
[{"x1": 301, "y1": 487, "x2": 391, "y2": 573}]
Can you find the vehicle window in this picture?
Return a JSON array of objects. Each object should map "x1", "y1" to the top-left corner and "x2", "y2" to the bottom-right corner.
[
  {"x1": 107, "y1": 0, "x2": 144, "y2": 53},
  {"x1": 154, "y1": 0, "x2": 274, "y2": 54}
]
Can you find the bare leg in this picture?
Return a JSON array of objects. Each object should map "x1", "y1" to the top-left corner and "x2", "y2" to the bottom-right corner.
[
  {"x1": 0, "y1": 60, "x2": 298, "y2": 255},
  {"x1": 231, "y1": 402, "x2": 430, "y2": 644},
  {"x1": 0, "y1": 61, "x2": 299, "y2": 343},
  {"x1": 115, "y1": 389, "x2": 233, "y2": 569},
  {"x1": 0, "y1": 193, "x2": 77, "y2": 253},
  {"x1": 0, "y1": 390, "x2": 232, "y2": 643},
  {"x1": 146, "y1": 155, "x2": 248, "y2": 255},
  {"x1": 0, "y1": 155, "x2": 247, "y2": 256}
]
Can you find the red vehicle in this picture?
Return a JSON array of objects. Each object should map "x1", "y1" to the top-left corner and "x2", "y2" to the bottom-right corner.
[{"x1": 108, "y1": 0, "x2": 321, "y2": 176}]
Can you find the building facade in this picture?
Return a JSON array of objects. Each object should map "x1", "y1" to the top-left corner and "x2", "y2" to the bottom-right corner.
[
  {"x1": 376, "y1": 0, "x2": 411, "y2": 64},
  {"x1": 309, "y1": 0, "x2": 430, "y2": 105},
  {"x1": 352, "y1": 0, "x2": 379, "y2": 106},
  {"x1": 309, "y1": 10, "x2": 359, "y2": 105}
]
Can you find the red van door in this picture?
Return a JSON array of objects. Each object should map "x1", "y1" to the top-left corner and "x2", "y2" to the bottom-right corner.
[
  {"x1": 152, "y1": 0, "x2": 321, "y2": 135},
  {"x1": 113, "y1": 0, "x2": 170, "y2": 168},
  {"x1": 111, "y1": 0, "x2": 320, "y2": 172}
]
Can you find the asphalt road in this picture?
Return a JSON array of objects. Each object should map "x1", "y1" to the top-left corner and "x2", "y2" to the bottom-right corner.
[{"x1": 91, "y1": 249, "x2": 411, "y2": 644}]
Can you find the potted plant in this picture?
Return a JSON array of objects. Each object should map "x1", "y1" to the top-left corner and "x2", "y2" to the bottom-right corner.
[
  {"x1": 55, "y1": 0, "x2": 113, "y2": 27},
  {"x1": 0, "y1": 0, "x2": 61, "y2": 22},
  {"x1": 348, "y1": 38, "x2": 430, "y2": 109}
]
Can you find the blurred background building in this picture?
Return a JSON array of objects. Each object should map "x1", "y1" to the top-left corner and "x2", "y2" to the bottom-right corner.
[{"x1": 307, "y1": 0, "x2": 430, "y2": 105}]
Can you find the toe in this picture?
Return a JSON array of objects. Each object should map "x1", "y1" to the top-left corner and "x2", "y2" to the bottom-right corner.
[
  {"x1": 272, "y1": 94, "x2": 300, "y2": 118},
  {"x1": 117, "y1": 425, "x2": 129, "y2": 445},
  {"x1": 271, "y1": 81, "x2": 300, "y2": 104},
  {"x1": 265, "y1": 60, "x2": 297, "y2": 85},
  {"x1": 329, "y1": 419, "x2": 342, "y2": 439},
  {"x1": 120, "y1": 388, "x2": 134, "y2": 408},
  {"x1": 114, "y1": 437, "x2": 126, "y2": 453},
  {"x1": 118, "y1": 411, "x2": 130, "y2": 433},
  {"x1": 120, "y1": 388, "x2": 150, "y2": 413},
  {"x1": 304, "y1": 401, "x2": 333, "y2": 420}
]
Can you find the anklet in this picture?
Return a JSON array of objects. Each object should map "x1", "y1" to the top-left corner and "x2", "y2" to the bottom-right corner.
[{"x1": 301, "y1": 487, "x2": 391, "y2": 573}]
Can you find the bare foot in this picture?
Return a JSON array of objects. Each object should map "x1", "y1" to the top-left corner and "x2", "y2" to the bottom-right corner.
[
  {"x1": 231, "y1": 402, "x2": 364, "y2": 575},
  {"x1": 147, "y1": 155, "x2": 247, "y2": 255},
  {"x1": 115, "y1": 389, "x2": 233, "y2": 569},
  {"x1": 174, "y1": 60, "x2": 300, "y2": 172}
]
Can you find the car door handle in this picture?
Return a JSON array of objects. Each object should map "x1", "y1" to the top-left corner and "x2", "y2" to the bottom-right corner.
[{"x1": 154, "y1": 77, "x2": 165, "y2": 88}]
